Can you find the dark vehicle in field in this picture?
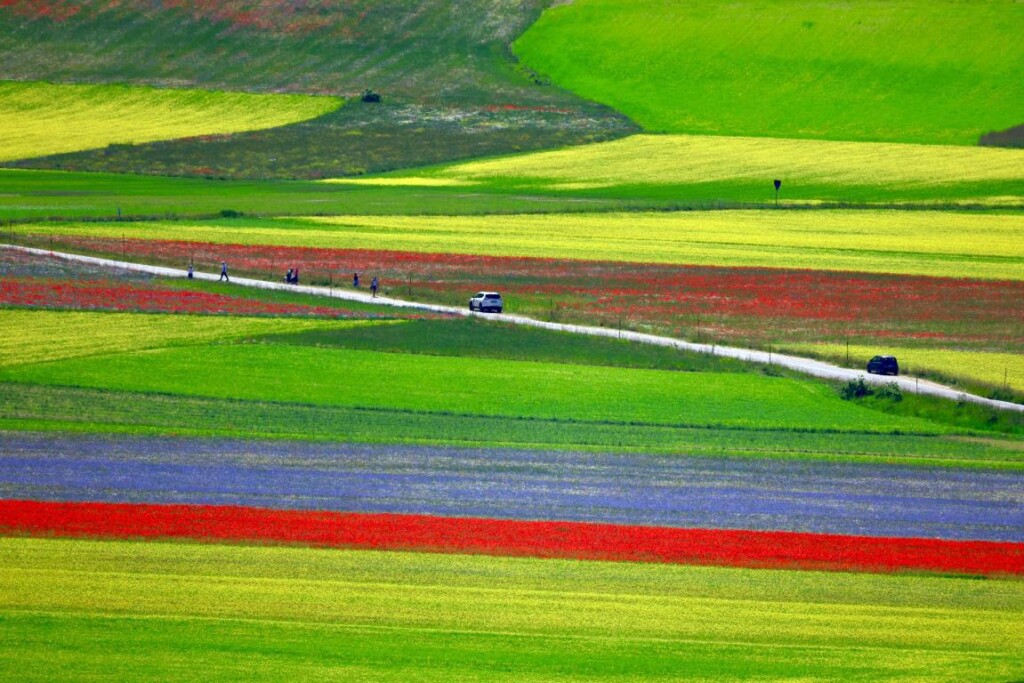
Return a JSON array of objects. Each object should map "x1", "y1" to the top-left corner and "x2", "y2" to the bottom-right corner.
[
  {"x1": 469, "y1": 291, "x2": 503, "y2": 313},
  {"x1": 866, "y1": 355, "x2": 899, "y2": 376}
]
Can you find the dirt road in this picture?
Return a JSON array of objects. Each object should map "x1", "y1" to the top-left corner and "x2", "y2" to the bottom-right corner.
[{"x1": 8, "y1": 244, "x2": 1021, "y2": 414}]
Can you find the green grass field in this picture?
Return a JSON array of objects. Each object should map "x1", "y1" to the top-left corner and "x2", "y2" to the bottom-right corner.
[
  {"x1": 4, "y1": 307, "x2": 1021, "y2": 455},
  {"x1": 0, "y1": 332, "x2": 948, "y2": 434},
  {"x1": 266, "y1": 318, "x2": 757, "y2": 374},
  {"x1": 2, "y1": 538, "x2": 1022, "y2": 682},
  {"x1": 0, "y1": 81, "x2": 340, "y2": 161},
  {"x1": 0, "y1": 168, "x2": 652, "y2": 222},
  {"x1": 514, "y1": 0, "x2": 1024, "y2": 144}
]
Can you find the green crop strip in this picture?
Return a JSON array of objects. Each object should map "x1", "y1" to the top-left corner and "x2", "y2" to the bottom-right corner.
[
  {"x1": 514, "y1": 0, "x2": 1024, "y2": 144},
  {"x1": 0, "y1": 168, "x2": 651, "y2": 223},
  {"x1": 261, "y1": 318, "x2": 758, "y2": 374},
  {"x1": 3, "y1": 384, "x2": 1024, "y2": 469},
  {"x1": 1, "y1": 538, "x2": 1022, "y2": 681},
  {"x1": 0, "y1": 342, "x2": 949, "y2": 434}
]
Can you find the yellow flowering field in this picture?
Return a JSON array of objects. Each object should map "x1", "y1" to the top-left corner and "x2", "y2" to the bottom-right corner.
[
  {"x1": 18, "y1": 209, "x2": 1023, "y2": 280},
  {"x1": 300, "y1": 210, "x2": 1024, "y2": 280},
  {"x1": 424, "y1": 134, "x2": 1024, "y2": 192},
  {"x1": 3, "y1": 538, "x2": 1023, "y2": 680},
  {"x1": 0, "y1": 81, "x2": 341, "y2": 161},
  {"x1": 0, "y1": 310, "x2": 364, "y2": 367},
  {"x1": 440, "y1": 133, "x2": 1024, "y2": 187},
  {"x1": 786, "y1": 343, "x2": 1024, "y2": 393}
]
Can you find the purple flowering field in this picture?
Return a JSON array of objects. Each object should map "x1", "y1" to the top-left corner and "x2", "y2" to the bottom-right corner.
[{"x1": 2, "y1": 431, "x2": 1021, "y2": 542}]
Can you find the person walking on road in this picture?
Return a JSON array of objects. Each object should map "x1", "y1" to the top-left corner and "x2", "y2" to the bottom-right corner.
[
  {"x1": 219, "y1": 261, "x2": 229, "y2": 282},
  {"x1": 371, "y1": 276, "x2": 379, "y2": 297},
  {"x1": 353, "y1": 272, "x2": 360, "y2": 288},
  {"x1": 187, "y1": 262, "x2": 194, "y2": 280}
]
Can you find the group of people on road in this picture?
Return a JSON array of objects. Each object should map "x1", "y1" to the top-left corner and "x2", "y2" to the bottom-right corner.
[
  {"x1": 353, "y1": 272, "x2": 379, "y2": 297},
  {"x1": 189, "y1": 261, "x2": 380, "y2": 296}
]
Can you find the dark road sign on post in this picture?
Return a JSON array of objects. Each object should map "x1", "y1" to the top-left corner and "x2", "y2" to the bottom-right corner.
[{"x1": 773, "y1": 179, "x2": 782, "y2": 206}]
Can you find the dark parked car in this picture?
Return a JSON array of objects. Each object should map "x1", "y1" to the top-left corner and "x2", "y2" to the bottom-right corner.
[{"x1": 866, "y1": 355, "x2": 899, "y2": 376}]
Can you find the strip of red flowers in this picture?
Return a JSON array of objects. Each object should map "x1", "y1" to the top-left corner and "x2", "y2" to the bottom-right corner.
[
  {"x1": 0, "y1": 279, "x2": 368, "y2": 317},
  {"x1": 2, "y1": 499, "x2": 1021, "y2": 576},
  {"x1": 32, "y1": 234, "x2": 1023, "y2": 347}
]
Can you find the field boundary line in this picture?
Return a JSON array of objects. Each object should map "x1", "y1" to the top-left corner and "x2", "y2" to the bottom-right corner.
[{"x1": 5, "y1": 244, "x2": 1021, "y2": 414}]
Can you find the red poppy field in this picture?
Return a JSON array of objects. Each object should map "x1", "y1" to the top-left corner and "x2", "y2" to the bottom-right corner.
[
  {"x1": 33, "y1": 234, "x2": 1024, "y2": 352},
  {"x1": 0, "y1": 279, "x2": 374, "y2": 317},
  {"x1": 4, "y1": 499, "x2": 1022, "y2": 577}
]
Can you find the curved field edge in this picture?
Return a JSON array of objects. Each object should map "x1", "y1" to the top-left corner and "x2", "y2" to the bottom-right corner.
[
  {"x1": 2, "y1": 501, "x2": 1022, "y2": 576},
  {"x1": 513, "y1": 0, "x2": 1024, "y2": 144},
  {"x1": 3, "y1": 538, "x2": 1023, "y2": 681},
  {"x1": 14, "y1": 209, "x2": 1022, "y2": 280},
  {"x1": 0, "y1": 81, "x2": 341, "y2": 161}
]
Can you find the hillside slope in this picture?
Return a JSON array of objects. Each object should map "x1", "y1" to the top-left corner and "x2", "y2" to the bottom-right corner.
[
  {"x1": 1, "y1": 0, "x2": 549, "y2": 100},
  {"x1": 514, "y1": 0, "x2": 1024, "y2": 145},
  {"x1": 0, "y1": 0, "x2": 636, "y2": 178}
]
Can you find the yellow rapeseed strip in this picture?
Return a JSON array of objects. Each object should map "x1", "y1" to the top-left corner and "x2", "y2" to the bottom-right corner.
[
  {"x1": 786, "y1": 343, "x2": 1024, "y2": 393},
  {"x1": 302, "y1": 210, "x2": 1024, "y2": 280},
  {"x1": 0, "y1": 81, "x2": 341, "y2": 161},
  {"x1": 5, "y1": 538, "x2": 1024, "y2": 664},
  {"x1": 0, "y1": 310, "x2": 359, "y2": 367},
  {"x1": 430, "y1": 134, "x2": 1024, "y2": 189},
  {"x1": 21, "y1": 210, "x2": 1024, "y2": 279}
]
